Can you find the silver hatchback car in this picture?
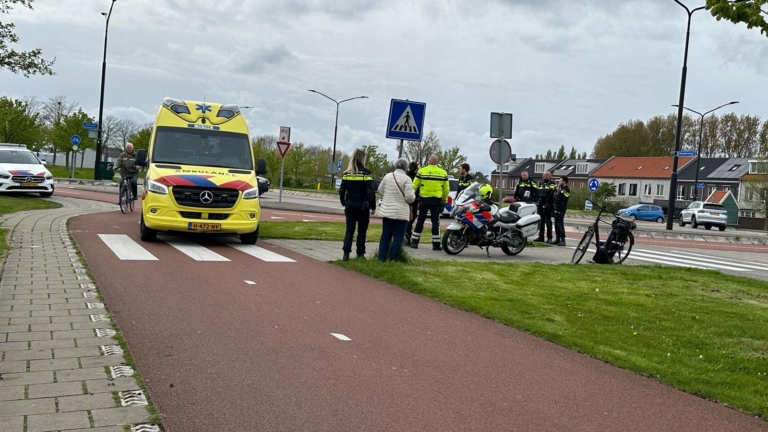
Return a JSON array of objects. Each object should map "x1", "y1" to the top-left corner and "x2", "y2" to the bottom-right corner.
[{"x1": 679, "y1": 201, "x2": 728, "y2": 231}]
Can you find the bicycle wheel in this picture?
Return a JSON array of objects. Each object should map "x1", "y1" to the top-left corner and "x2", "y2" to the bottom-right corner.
[
  {"x1": 615, "y1": 232, "x2": 634, "y2": 264},
  {"x1": 119, "y1": 187, "x2": 128, "y2": 214},
  {"x1": 129, "y1": 192, "x2": 135, "y2": 212},
  {"x1": 571, "y1": 228, "x2": 594, "y2": 265}
]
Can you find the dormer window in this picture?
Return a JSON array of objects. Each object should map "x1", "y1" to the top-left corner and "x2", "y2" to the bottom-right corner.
[
  {"x1": 534, "y1": 163, "x2": 545, "y2": 173},
  {"x1": 576, "y1": 163, "x2": 588, "y2": 174}
]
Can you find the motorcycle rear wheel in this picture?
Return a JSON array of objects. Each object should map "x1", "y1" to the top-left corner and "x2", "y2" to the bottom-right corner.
[
  {"x1": 442, "y1": 229, "x2": 467, "y2": 255},
  {"x1": 500, "y1": 235, "x2": 526, "y2": 256}
]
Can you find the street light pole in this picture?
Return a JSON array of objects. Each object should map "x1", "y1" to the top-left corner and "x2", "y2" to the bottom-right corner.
[
  {"x1": 672, "y1": 101, "x2": 739, "y2": 200},
  {"x1": 94, "y1": 0, "x2": 116, "y2": 180},
  {"x1": 308, "y1": 90, "x2": 368, "y2": 188}
]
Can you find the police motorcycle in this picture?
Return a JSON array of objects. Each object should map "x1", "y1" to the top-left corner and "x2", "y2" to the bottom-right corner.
[{"x1": 441, "y1": 178, "x2": 541, "y2": 257}]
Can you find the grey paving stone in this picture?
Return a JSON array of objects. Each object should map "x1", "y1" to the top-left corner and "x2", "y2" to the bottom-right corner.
[
  {"x1": 59, "y1": 393, "x2": 117, "y2": 412},
  {"x1": 28, "y1": 381, "x2": 84, "y2": 398},
  {"x1": 0, "y1": 371, "x2": 52, "y2": 387},
  {"x1": 86, "y1": 378, "x2": 141, "y2": 394},
  {"x1": 0, "y1": 324, "x2": 28, "y2": 333},
  {"x1": 30, "y1": 298, "x2": 68, "y2": 305},
  {"x1": 0, "y1": 384, "x2": 24, "y2": 401},
  {"x1": 29, "y1": 357, "x2": 79, "y2": 372},
  {"x1": 30, "y1": 339, "x2": 75, "y2": 350},
  {"x1": 30, "y1": 323, "x2": 72, "y2": 332},
  {"x1": 0, "y1": 311, "x2": 31, "y2": 319},
  {"x1": 92, "y1": 406, "x2": 150, "y2": 427},
  {"x1": 10, "y1": 304, "x2": 50, "y2": 312},
  {"x1": 7, "y1": 331, "x2": 50, "y2": 342},
  {"x1": 0, "y1": 341, "x2": 28, "y2": 351},
  {"x1": 80, "y1": 356, "x2": 126, "y2": 368},
  {"x1": 52, "y1": 346, "x2": 100, "y2": 359},
  {"x1": 53, "y1": 330, "x2": 95, "y2": 340},
  {"x1": 76, "y1": 337, "x2": 117, "y2": 348},
  {"x1": 27, "y1": 411, "x2": 91, "y2": 432},
  {"x1": 0, "y1": 397, "x2": 56, "y2": 416},
  {"x1": 66, "y1": 427, "x2": 125, "y2": 432},
  {"x1": 31, "y1": 309, "x2": 71, "y2": 317},
  {"x1": 72, "y1": 321, "x2": 109, "y2": 330},
  {"x1": 50, "y1": 302, "x2": 87, "y2": 310},
  {"x1": 0, "y1": 360, "x2": 26, "y2": 373},
  {"x1": 52, "y1": 315, "x2": 90, "y2": 324},
  {"x1": 57, "y1": 367, "x2": 108, "y2": 382},
  {"x1": 10, "y1": 316, "x2": 51, "y2": 325},
  {"x1": 0, "y1": 416, "x2": 23, "y2": 432},
  {"x1": 3, "y1": 349, "x2": 51, "y2": 361}
]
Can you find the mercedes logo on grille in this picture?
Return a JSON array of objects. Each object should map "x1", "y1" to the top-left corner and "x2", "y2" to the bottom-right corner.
[
  {"x1": 199, "y1": 190, "x2": 214, "y2": 204},
  {"x1": 25, "y1": 177, "x2": 32, "y2": 183}
]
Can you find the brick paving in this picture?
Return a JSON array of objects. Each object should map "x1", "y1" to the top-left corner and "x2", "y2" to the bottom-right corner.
[{"x1": 0, "y1": 197, "x2": 158, "y2": 431}]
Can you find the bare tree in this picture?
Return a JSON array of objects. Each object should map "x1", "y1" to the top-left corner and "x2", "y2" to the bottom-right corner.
[
  {"x1": 406, "y1": 130, "x2": 440, "y2": 167},
  {"x1": 39, "y1": 96, "x2": 78, "y2": 164},
  {"x1": 101, "y1": 115, "x2": 121, "y2": 156},
  {"x1": 115, "y1": 119, "x2": 138, "y2": 150}
]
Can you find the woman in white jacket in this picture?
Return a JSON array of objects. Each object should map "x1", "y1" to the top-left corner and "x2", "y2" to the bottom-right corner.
[{"x1": 376, "y1": 158, "x2": 416, "y2": 262}]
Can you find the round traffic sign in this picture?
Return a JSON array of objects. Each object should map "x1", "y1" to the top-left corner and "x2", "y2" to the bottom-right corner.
[
  {"x1": 489, "y1": 138, "x2": 511, "y2": 165},
  {"x1": 588, "y1": 178, "x2": 599, "y2": 192},
  {"x1": 70, "y1": 135, "x2": 81, "y2": 146},
  {"x1": 72, "y1": 145, "x2": 79, "y2": 151}
]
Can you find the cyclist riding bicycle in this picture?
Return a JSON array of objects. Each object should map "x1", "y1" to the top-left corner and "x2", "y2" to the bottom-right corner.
[{"x1": 114, "y1": 143, "x2": 141, "y2": 202}]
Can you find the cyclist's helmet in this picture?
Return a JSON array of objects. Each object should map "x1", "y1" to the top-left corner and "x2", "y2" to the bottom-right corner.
[{"x1": 479, "y1": 184, "x2": 493, "y2": 201}]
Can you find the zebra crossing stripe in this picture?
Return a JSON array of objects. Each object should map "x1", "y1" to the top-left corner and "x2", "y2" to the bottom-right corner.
[
  {"x1": 98, "y1": 234, "x2": 158, "y2": 261},
  {"x1": 226, "y1": 243, "x2": 296, "y2": 263},
  {"x1": 632, "y1": 249, "x2": 751, "y2": 272},
  {"x1": 158, "y1": 235, "x2": 230, "y2": 261}
]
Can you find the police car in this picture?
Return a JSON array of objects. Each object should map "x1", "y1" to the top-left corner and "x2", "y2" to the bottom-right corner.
[
  {"x1": 441, "y1": 177, "x2": 459, "y2": 217},
  {"x1": 0, "y1": 144, "x2": 54, "y2": 197}
]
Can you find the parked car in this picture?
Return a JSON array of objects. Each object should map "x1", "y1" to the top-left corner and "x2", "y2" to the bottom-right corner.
[
  {"x1": 257, "y1": 176, "x2": 270, "y2": 194},
  {"x1": 679, "y1": 201, "x2": 728, "y2": 231},
  {"x1": 0, "y1": 143, "x2": 54, "y2": 197},
  {"x1": 617, "y1": 204, "x2": 665, "y2": 223}
]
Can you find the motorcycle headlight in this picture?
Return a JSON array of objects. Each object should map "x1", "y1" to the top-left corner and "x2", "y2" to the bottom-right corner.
[
  {"x1": 242, "y1": 187, "x2": 260, "y2": 200},
  {"x1": 146, "y1": 179, "x2": 168, "y2": 195}
]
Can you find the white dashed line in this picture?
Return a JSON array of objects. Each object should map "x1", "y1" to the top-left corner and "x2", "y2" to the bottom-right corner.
[
  {"x1": 244, "y1": 280, "x2": 256, "y2": 285},
  {"x1": 331, "y1": 333, "x2": 351, "y2": 341}
]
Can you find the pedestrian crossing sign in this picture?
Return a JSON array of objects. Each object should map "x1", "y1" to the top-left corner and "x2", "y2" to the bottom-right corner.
[{"x1": 386, "y1": 99, "x2": 426, "y2": 141}]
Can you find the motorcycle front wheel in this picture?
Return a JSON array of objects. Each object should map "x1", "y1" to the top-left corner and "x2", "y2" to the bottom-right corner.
[{"x1": 442, "y1": 229, "x2": 467, "y2": 255}]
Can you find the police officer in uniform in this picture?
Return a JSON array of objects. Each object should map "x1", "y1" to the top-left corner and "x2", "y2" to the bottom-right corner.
[
  {"x1": 514, "y1": 170, "x2": 538, "y2": 203},
  {"x1": 457, "y1": 163, "x2": 474, "y2": 195},
  {"x1": 553, "y1": 176, "x2": 571, "y2": 246},
  {"x1": 535, "y1": 171, "x2": 555, "y2": 243},
  {"x1": 339, "y1": 148, "x2": 377, "y2": 261},
  {"x1": 411, "y1": 154, "x2": 449, "y2": 250}
]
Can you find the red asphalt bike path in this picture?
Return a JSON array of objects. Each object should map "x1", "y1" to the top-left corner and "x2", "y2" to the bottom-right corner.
[
  {"x1": 53, "y1": 187, "x2": 768, "y2": 253},
  {"x1": 66, "y1": 209, "x2": 768, "y2": 432}
]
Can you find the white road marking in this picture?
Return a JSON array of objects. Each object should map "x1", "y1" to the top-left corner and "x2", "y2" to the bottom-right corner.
[
  {"x1": 270, "y1": 217, "x2": 285, "y2": 220},
  {"x1": 331, "y1": 333, "x2": 351, "y2": 341},
  {"x1": 630, "y1": 250, "x2": 750, "y2": 272},
  {"x1": 244, "y1": 280, "x2": 256, "y2": 285},
  {"x1": 98, "y1": 234, "x2": 158, "y2": 261},
  {"x1": 669, "y1": 250, "x2": 768, "y2": 270},
  {"x1": 302, "y1": 220, "x2": 316, "y2": 222},
  {"x1": 226, "y1": 243, "x2": 296, "y2": 262},
  {"x1": 159, "y1": 236, "x2": 230, "y2": 261}
]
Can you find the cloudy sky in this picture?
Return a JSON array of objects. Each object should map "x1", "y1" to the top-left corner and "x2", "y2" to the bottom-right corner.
[{"x1": 2, "y1": 0, "x2": 767, "y2": 174}]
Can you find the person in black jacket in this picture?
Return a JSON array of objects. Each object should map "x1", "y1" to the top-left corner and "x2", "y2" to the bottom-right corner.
[
  {"x1": 457, "y1": 163, "x2": 474, "y2": 195},
  {"x1": 553, "y1": 176, "x2": 571, "y2": 246},
  {"x1": 514, "y1": 171, "x2": 538, "y2": 202},
  {"x1": 339, "y1": 148, "x2": 377, "y2": 261},
  {"x1": 535, "y1": 171, "x2": 556, "y2": 243},
  {"x1": 405, "y1": 161, "x2": 419, "y2": 246}
]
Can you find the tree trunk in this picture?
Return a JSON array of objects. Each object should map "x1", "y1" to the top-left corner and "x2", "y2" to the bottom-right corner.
[
  {"x1": 65, "y1": 151, "x2": 70, "y2": 170},
  {"x1": 53, "y1": 149, "x2": 57, "y2": 165},
  {"x1": 80, "y1": 152, "x2": 85, "y2": 169}
]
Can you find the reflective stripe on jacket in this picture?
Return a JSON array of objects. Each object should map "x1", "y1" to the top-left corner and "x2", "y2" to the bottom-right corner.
[
  {"x1": 537, "y1": 180, "x2": 556, "y2": 206},
  {"x1": 339, "y1": 169, "x2": 376, "y2": 209},
  {"x1": 413, "y1": 164, "x2": 449, "y2": 200}
]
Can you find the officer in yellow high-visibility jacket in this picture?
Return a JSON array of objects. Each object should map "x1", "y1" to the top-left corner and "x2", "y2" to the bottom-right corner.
[{"x1": 411, "y1": 154, "x2": 449, "y2": 250}]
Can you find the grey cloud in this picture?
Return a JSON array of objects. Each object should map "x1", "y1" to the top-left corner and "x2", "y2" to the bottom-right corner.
[{"x1": 231, "y1": 45, "x2": 297, "y2": 74}]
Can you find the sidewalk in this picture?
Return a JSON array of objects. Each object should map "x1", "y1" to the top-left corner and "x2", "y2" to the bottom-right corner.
[{"x1": 0, "y1": 198, "x2": 160, "y2": 432}]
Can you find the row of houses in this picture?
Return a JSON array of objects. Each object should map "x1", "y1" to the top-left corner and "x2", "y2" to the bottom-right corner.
[{"x1": 490, "y1": 156, "x2": 768, "y2": 230}]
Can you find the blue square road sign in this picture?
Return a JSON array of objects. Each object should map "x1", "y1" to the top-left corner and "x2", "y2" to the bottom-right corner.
[{"x1": 386, "y1": 99, "x2": 426, "y2": 141}]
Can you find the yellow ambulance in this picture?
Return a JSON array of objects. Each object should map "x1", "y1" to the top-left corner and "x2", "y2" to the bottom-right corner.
[{"x1": 134, "y1": 97, "x2": 267, "y2": 244}]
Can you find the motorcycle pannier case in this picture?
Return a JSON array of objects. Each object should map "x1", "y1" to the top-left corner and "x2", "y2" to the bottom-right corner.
[{"x1": 515, "y1": 214, "x2": 540, "y2": 237}]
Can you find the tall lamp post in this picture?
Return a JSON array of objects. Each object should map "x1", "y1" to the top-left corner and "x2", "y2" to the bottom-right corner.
[
  {"x1": 665, "y1": 0, "x2": 748, "y2": 230},
  {"x1": 672, "y1": 101, "x2": 739, "y2": 200},
  {"x1": 94, "y1": 0, "x2": 116, "y2": 180},
  {"x1": 308, "y1": 90, "x2": 368, "y2": 187}
]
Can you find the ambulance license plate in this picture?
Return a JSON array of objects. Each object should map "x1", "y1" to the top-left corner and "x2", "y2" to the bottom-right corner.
[{"x1": 188, "y1": 222, "x2": 221, "y2": 231}]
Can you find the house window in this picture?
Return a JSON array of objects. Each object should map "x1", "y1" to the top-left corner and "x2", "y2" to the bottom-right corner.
[
  {"x1": 618, "y1": 183, "x2": 627, "y2": 195},
  {"x1": 749, "y1": 161, "x2": 768, "y2": 174},
  {"x1": 643, "y1": 184, "x2": 652, "y2": 196},
  {"x1": 677, "y1": 185, "x2": 686, "y2": 199},
  {"x1": 576, "y1": 163, "x2": 589, "y2": 174},
  {"x1": 534, "y1": 163, "x2": 545, "y2": 173},
  {"x1": 690, "y1": 185, "x2": 697, "y2": 198},
  {"x1": 656, "y1": 184, "x2": 664, "y2": 196},
  {"x1": 629, "y1": 184, "x2": 638, "y2": 196},
  {"x1": 580, "y1": 181, "x2": 585, "y2": 189},
  {"x1": 720, "y1": 186, "x2": 730, "y2": 192},
  {"x1": 708, "y1": 186, "x2": 717, "y2": 197},
  {"x1": 740, "y1": 210, "x2": 755, "y2": 218}
]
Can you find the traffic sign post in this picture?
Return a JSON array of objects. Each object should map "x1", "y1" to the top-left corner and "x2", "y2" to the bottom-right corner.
[
  {"x1": 386, "y1": 99, "x2": 426, "y2": 142},
  {"x1": 70, "y1": 135, "x2": 81, "y2": 180},
  {"x1": 83, "y1": 122, "x2": 98, "y2": 130},
  {"x1": 678, "y1": 150, "x2": 695, "y2": 157},
  {"x1": 697, "y1": 182, "x2": 705, "y2": 189},
  {"x1": 588, "y1": 178, "x2": 599, "y2": 192},
  {"x1": 490, "y1": 112, "x2": 513, "y2": 139},
  {"x1": 489, "y1": 138, "x2": 512, "y2": 203},
  {"x1": 277, "y1": 127, "x2": 291, "y2": 203}
]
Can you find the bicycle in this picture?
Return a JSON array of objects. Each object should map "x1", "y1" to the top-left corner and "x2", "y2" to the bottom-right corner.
[
  {"x1": 571, "y1": 200, "x2": 636, "y2": 265},
  {"x1": 118, "y1": 172, "x2": 137, "y2": 214}
]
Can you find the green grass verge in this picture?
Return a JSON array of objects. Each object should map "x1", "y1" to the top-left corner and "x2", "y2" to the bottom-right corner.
[
  {"x1": 46, "y1": 165, "x2": 97, "y2": 179},
  {"x1": 284, "y1": 187, "x2": 338, "y2": 195},
  {"x1": 335, "y1": 259, "x2": 768, "y2": 419},
  {"x1": 0, "y1": 195, "x2": 61, "y2": 216}
]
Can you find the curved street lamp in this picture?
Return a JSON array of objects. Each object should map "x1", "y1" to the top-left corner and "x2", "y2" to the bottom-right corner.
[
  {"x1": 665, "y1": 0, "x2": 748, "y2": 230},
  {"x1": 308, "y1": 90, "x2": 368, "y2": 187},
  {"x1": 671, "y1": 101, "x2": 739, "y2": 200},
  {"x1": 94, "y1": 0, "x2": 116, "y2": 180}
]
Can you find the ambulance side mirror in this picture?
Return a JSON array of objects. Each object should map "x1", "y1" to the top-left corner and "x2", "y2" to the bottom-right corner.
[{"x1": 135, "y1": 149, "x2": 147, "y2": 167}]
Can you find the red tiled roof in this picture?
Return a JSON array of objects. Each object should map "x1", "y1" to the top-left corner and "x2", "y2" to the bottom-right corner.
[
  {"x1": 706, "y1": 190, "x2": 727, "y2": 204},
  {"x1": 590, "y1": 157, "x2": 694, "y2": 179}
]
